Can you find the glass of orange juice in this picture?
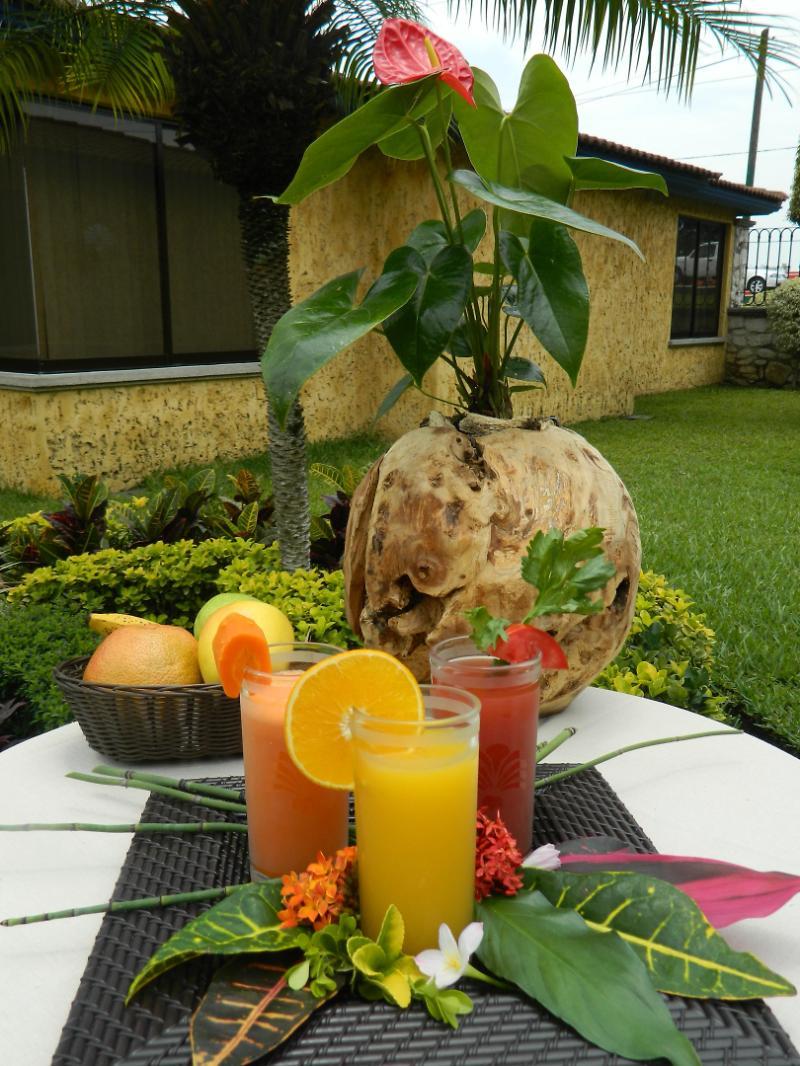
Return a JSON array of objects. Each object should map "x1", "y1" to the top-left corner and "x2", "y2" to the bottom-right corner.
[
  {"x1": 240, "y1": 642, "x2": 350, "y2": 880},
  {"x1": 351, "y1": 684, "x2": 480, "y2": 954}
]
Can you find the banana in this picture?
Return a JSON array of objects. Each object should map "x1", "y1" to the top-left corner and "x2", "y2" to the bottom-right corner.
[{"x1": 88, "y1": 613, "x2": 156, "y2": 636}]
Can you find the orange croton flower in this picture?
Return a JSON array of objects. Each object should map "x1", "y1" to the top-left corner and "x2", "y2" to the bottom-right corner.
[{"x1": 278, "y1": 845, "x2": 358, "y2": 931}]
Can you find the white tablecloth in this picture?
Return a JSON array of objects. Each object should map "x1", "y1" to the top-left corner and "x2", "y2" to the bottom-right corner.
[{"x1": 0, "y1": 688, "x2": 798, "y2": 1065}]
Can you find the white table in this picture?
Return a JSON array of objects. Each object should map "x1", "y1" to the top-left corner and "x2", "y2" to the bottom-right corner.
[{"x1": 0, "y1": 689, "x2": 798, "y2": 1065}]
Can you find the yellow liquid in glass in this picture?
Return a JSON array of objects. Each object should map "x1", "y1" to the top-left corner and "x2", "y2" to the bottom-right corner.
[{"x1": 354, "y1": 735, "x2": 478, "y2": 955}]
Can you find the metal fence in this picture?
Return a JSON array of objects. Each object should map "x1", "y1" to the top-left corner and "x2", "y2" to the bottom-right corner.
[{"x1": 743, "y1": 226, "x2": 800, "y2": 305}]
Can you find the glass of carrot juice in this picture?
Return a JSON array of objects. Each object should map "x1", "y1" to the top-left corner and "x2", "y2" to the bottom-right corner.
[
  {"x1": 240, "y1": 642, "x2": 350, "y2": 880},
  {"x1": 351, "y1": 684, "x2": 480, "y2": 955},
  {"x1": 429, "y1": 636, "x2": 541, "y2": 855}
]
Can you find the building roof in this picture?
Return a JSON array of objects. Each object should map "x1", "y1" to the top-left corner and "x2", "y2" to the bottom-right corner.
[{"x1": 578, "y1": 133, "x2": 786, "y2": 215}]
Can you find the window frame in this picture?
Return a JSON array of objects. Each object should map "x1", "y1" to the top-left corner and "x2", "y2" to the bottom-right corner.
[{"x1": 671, "y1": 215, "x2": 728, "y2": 342}]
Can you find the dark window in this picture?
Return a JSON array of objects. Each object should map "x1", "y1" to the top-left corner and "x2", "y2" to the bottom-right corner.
[
  {"x1": 671, "y1": 217, "x2": 726, "y2": 339},
  {"x1": 0, "y1": 107, "x2": 256, "y2": 372}
]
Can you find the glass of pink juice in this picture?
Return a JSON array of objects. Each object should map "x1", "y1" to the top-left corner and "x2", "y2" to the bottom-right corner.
[
  {"x1": 429, "y1": 636, "x2": 541, "y2": 854},
  {"x1": 240, "y1": 642, "x2": 349, "y2": 880}
]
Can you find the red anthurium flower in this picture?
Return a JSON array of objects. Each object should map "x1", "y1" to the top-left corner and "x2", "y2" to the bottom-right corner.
[{"x1": 373, "y1": 18, "x2": 475, "y2": 107}]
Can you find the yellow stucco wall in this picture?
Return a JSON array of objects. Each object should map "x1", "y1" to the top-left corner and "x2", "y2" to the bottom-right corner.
[{"x1": 1, "y1": 149, "x2": 734, "y2": 493}]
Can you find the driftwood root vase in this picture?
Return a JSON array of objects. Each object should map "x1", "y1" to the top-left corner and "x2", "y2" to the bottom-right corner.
[{"x1": 343, "y1": 412, "x2": 641, "y2": 714}]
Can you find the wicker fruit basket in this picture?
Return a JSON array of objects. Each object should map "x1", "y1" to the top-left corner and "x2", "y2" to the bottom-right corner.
[{"x1": 53, "y1": 656, "x2": 243, "y2": 762}]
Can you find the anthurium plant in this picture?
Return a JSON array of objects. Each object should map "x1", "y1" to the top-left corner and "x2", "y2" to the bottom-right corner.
[
  {"x1": 262, "y1": 18, "x2": 667, "y2": 427},
  {"x1": 125, "y1": 812, "x2": 798, "y2": 1066}
]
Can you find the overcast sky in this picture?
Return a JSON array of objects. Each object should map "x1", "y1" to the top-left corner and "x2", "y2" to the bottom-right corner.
[{"x1": 422, "y1": 0, "x2": 799, "y2": 227}]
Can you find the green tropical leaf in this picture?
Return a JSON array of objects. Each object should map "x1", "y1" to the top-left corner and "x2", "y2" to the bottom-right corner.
[
  {"x1": 261, "y1": 265, "x2": 418, "y2": 429},
  {"x1": 190, "y1": 956, "x2": 341, "y2": 1066},
  {"x1": 382, "y1": 244, "x2": 474, "y2": 387},
  {"x1": 566, "y1": 156, "x2": 668, "y2": 196},
  {"x1": 277, "y1": 75, "x2": 438, "y2": 204},
  {"x1": 378, "y1": 90, "x2": 452, "y2": 160},
  {"x1": 477, "y1": 891, "x2": 700, "y2": 1066},
  {"x1": 500, "y1": 220, "x2": 589, "y2": 384},
  {"x1": 453, "y1": 57, "x2": 577, "y2": 207},
  {"x1": 127, "y1": 881, "x2": 298, "y2": 1002},
  {"x1": 374, "y1": 373, "x2": 414, "y2": 422},
  {"x1": 452, "y1": 169, "x2": 644, "y2": 260},
  {"x1": 504, "y1": 356, "x2": 545, "y2": 383},
  {"x1": 531, "y1": 868, "x2": 796, "y2": 999},
  {"x1": 406, "y1": 209, "x2": 487, "y2": 263}
]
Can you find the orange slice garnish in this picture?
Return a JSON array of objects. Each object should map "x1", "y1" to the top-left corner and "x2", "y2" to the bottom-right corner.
[
  {"x1": 212, "y1": 613, "x2": 271, "y2": 697},
  {"x1": 284, "y1": 649, "x2": 424, "y2": 790}
]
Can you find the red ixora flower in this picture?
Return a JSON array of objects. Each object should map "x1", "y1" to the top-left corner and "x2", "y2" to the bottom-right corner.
[
  {"x1": 475, "y1": 809, "x2": 524, "y2": 900},
  {"x1": 373, "y1": 18, "x2": 475, "y2": 106},
  {"x1": 278, "y1": 846, "x2": 358, "y2": 931}
]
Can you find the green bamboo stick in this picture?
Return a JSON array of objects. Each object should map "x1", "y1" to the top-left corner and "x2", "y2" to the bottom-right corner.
[
  {"x1": 536, "y1": 727, "x2": 576, "y2": 761},
  {"x1": 92, "y1": 765, "x2": 244, "y2": 803},
  {"x1": 1, "y1": 883, "x2": 249, "y2": 927},
  {"x1": 66, "y1": 772, "x2": 248, "y2": 814},
  {"x1": 0, "y1": 821, "x2": 247, "y2": 834},
  {"x1": 535, "y1": 728, "x2": 742, "y2": 789}
]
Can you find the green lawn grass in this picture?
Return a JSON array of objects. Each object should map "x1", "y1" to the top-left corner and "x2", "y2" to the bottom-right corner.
[
  {"x1": 575, "y1": 386, "x2": 800, "y2": 754},
  {"x1": 2, "y1": 387, "x2": 798, "y2": 752}
]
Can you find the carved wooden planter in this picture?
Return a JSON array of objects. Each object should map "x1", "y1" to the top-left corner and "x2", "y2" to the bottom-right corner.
[{"x1": 343, "y1": 413, "x2": 641, "y2": 714}]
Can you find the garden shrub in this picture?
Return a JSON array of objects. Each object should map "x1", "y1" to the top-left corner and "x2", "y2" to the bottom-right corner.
[
  {"x1": 3, "y1": 543, "x2": 724, "y2": 735},
  {"x1": 0, "y1": 603, "x2": 101, "y2": 735},
  {"x1": 8, "y1": 539, "x2": 281, "y2": 627},
  {"x1": 594, "y1": 571, "x2": 728, "y2": 720},
  {"x1": 767, "y1": 278, "x2": 800, "y2": 356}
]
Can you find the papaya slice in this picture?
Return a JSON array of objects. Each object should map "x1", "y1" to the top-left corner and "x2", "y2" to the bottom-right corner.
[{"x1": 212, "y1": 613, "x2": 271, "y2": 698}]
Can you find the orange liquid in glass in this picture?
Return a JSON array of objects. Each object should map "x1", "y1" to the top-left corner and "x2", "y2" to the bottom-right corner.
[{"x1": 241, "y1": 671, "x2": 349, "y2": 878}]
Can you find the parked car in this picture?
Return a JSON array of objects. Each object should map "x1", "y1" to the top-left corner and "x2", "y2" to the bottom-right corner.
[
  {"x1": 675, "y1": 241, "x2": 719, "y2": 283},
  {"x1": 746, "y1": 266, "x2": 789, "y2": 294}
]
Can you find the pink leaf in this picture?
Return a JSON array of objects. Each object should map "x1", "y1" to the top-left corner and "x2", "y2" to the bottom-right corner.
[
  {"x1": 560, "y1": 847, "x2": 800, "y2": 928},
  {"x1": 373, "y1": 19, "x2": 475, "y2": 106}
]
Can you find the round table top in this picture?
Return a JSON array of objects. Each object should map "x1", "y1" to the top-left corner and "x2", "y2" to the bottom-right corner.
[{"x1": 0, "y1": 687, "x2": 798, "y2": 1065}]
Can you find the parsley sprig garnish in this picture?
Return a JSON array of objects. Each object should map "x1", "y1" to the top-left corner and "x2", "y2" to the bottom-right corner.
[{"x1": 466, "y1": 527, "x2": 616, "y2": 652}]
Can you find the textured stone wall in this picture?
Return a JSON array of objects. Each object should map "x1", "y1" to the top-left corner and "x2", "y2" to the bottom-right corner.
[
  {"x1": 726, "y1": 309, "x2": 800, "y2": 388},
  {"x1": 2, "y1": 148, "x2": 736, "y2": 493}
]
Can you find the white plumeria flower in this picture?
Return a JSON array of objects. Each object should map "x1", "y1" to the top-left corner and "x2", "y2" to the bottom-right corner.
[
  {"x1": 415, "y1": 921, "x2": 484, "y2": 989},
  {"x1": 522, "y1": 843, "x2": 561, "y2": 870}
]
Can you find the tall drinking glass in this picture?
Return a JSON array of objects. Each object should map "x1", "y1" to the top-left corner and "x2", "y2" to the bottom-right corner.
[
  {"x1": 429, "y1": 636, "x2": 541, "y2": 854},
  {"x1": 240, "y1": 642, "x2": 349, "y2": 880},
  {"x1": 352, "y1": 684, "x2": 480, "y2": 955}
]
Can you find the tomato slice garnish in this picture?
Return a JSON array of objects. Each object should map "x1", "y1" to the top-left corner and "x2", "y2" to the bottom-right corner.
[{"x1": 489, "y1": 622, "x2": 568, "y2": 670}]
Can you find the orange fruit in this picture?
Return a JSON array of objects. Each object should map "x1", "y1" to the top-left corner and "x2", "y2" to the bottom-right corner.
[
  {"x1": 83, "y1": 624, "x2": 202, "y2": 686},
  {"x1": 284, "y1": 649, "x2": 424, "y2": 790},
  {"x1": 212, "y1": 613, "x2": 272, "y2": 698}
]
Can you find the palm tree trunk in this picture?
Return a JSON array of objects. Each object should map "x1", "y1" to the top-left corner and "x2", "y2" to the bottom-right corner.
[{"x1": 238, "y1": 196, "x2": 310, "y2": 571}]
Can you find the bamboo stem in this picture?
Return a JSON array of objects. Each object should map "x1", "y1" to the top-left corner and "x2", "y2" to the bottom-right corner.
[
  {"x1": 92, "y1": 765, "x2": 245, "y2": 803},
  {"x1": 0, "y1": 821, "x2": 247, "y2": 834},
  {"x1": 536, "y1": 727, "x2": 576, "y2": 761},
  {"x1": 66, "y1": 772, "x2": 248, "y2": 814},
  {"x1": 1, "y1": 884, "x2": 249, "y2": 927},
  {"x1": 535, "y1": 729, "x2": 742, "y2": 789}
]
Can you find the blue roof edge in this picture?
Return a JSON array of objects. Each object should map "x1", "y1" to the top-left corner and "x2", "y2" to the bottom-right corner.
[{"x1": 577, "y1": 143, "x2": 783, "y2": 217}]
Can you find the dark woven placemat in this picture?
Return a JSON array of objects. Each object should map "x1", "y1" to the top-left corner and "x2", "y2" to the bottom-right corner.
[{"x1": 52, "y1": 766, "x2": 800, "y2": 1066}]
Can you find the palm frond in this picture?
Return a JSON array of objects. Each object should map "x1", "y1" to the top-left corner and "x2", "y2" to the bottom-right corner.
[
  {"x1": 0, "y1": 11, "x2": 62, "y2": 151},
  {"x1": 446, "y1": 0, "x2": 799, "y2": 96},
  {"x1": 64, "y1": 7, "x2": 172, "y2": 116}
]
